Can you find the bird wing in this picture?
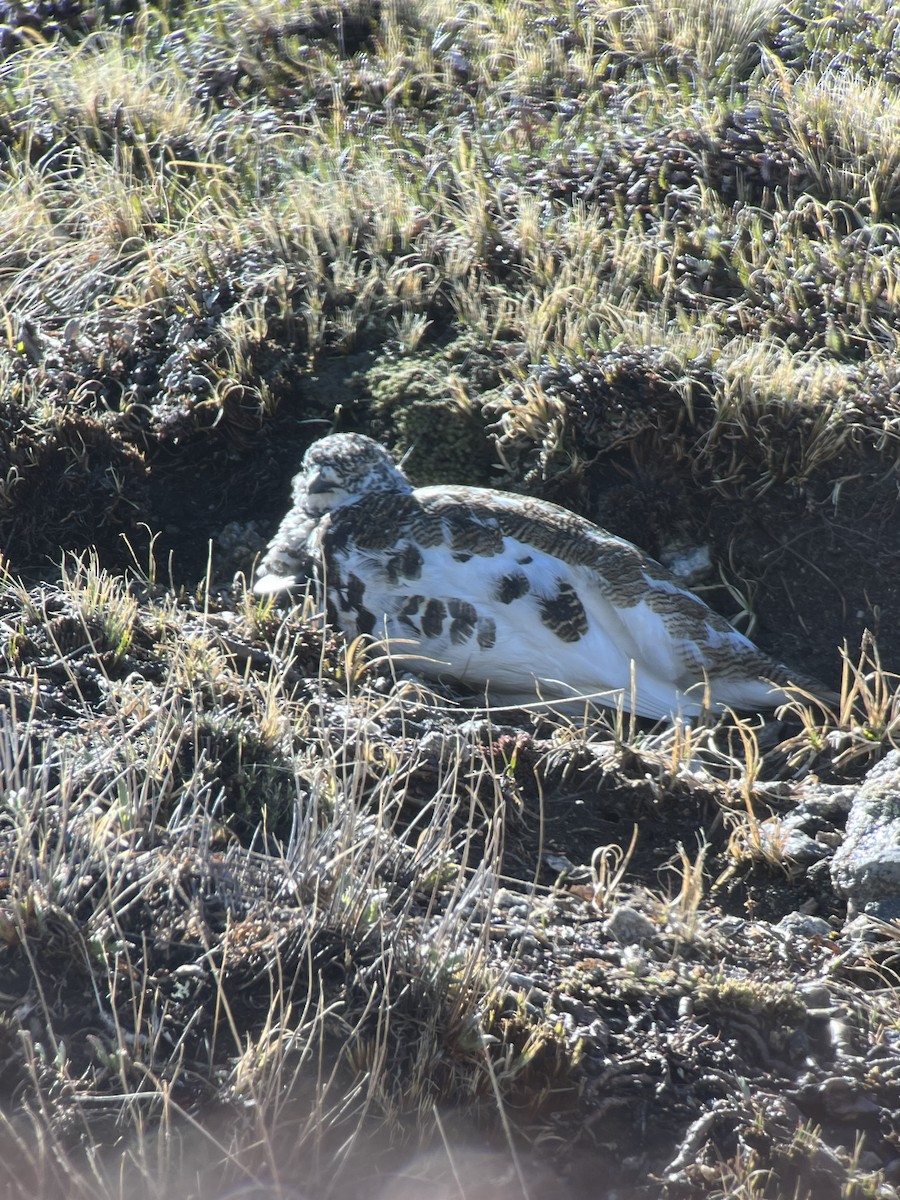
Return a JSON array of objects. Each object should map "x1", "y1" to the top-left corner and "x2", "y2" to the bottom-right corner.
[{"x1": 319, "y1": 486, "x2": 801, "y2": 718}]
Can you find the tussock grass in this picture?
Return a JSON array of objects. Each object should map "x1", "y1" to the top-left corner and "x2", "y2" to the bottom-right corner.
[
  {"x1": 599, "y1": 0, "x2": 782, "y2": 83},
  {"x1": 1, "y1": 1, "x2": 900, "y2": 1196},
  {"x1": 706, "y1": 340, "x2": 866, "y2": 491},
  {"x1": 775, "y1": 65, "x2": 900, "y2": 217}
]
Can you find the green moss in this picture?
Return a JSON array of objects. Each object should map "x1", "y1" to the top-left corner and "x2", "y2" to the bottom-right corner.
[
  {"x1": 364, "y1": 337, "x2": 504, "y2": 486},
  {"x1": 692, "y1": 971, "x2": 803, "y2": 1016}
]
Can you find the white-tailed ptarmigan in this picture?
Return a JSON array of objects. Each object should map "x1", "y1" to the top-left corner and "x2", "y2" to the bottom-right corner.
[{"x1": 254, "y1": 433, "x2": 834, "y2": 720}]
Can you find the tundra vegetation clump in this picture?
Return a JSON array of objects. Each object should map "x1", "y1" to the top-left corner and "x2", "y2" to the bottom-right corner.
[{"x1": 1, "y1": 1, "x2": 900, "y2": 1197}]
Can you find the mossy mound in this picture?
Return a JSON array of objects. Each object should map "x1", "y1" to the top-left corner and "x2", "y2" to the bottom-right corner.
[{"x1": 364, "y1": 335, "x2": 505, "y2": 486}]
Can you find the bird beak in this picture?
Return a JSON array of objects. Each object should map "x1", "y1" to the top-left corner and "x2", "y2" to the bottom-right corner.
[{"x1": 306, "y1": 470, "x2": 333, "y2": 496}]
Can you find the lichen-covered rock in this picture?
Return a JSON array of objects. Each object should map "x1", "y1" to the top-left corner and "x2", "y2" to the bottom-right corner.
[{"x1": 831, "y1": 751, "x2": 900, "y2": 917}]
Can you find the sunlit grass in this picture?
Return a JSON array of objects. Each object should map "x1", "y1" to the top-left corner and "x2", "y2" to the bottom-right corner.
[
  {"x1": 0, "y1": 1, "x2": 898, "y2": 1195},
  {"x1": 776, "y1": 65, "x2": 900, "y2": 216}
]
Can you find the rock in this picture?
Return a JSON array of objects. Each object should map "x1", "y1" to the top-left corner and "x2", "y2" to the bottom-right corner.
[
  {"x1": 782, "y1": 830, "x2": 832, "y2": 865},
  {"x1": 774, "y1": 913, "x2": 832, "y2": 940},
  {"x1": 787, "y1": 784, "x2": 855, "y2": 822},
  {"x1": 658, "y1": 541, "x2": 713, "y2": 586},
  {"x1": 831, "y1": 751, "x2": 900, "y2": 916},
  {"x1": 603, "y1": 904, "x2": 658, "y2": 944},
  {"x1": 757, "y1": 821, "x2": 831, "y2": 865}
]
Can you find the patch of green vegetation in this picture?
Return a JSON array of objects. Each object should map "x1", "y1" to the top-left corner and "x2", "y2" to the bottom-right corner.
[
  {"x1": 169, "y1": 707, "x2": 298, "y2": 841},
  {"x1": 690, "y1": 969, "x2": 806, "y2": 1023},
  {"x1": 364, "y1": 333, "x2": 503, "y2": 485}
]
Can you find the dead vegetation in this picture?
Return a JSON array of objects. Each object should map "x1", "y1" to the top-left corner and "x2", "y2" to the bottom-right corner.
[
  {"x1": 1, "y1": 0, "x2": 900, "y2": 1196},
  {"x1": 0, "y1": 555, "x2": 898, "y2": 1199}
]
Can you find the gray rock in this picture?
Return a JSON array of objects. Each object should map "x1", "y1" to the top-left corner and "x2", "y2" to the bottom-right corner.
[
  {"x1": 788, "y1": 785, "x2": 855, "y2": 821},
  {"x1": 774, "y1": 912, "x2": 832, "y2": 940},
  {"x1": 604, "y1": 904, "x2": 658, "y2": 944},
  {"x1": 782, "y1": 830, "x2": 832, "y2": 865},
  {"x1": 658, "y1": 541, "x2": 712, "y2": 586},
  {"x1": 862, "y1": 895, "x2": 900, "y2": 922},
  {"x1": 831, "y1": 751, "x2": 900, "y2": 914},
  {"x1": 757, "y1": 822, "x2": 831, "y2": 865}
]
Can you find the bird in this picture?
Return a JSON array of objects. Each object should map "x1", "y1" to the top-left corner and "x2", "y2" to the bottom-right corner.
[{"x1": 254, "y1": 432, "x2": 834, "y2": 720}]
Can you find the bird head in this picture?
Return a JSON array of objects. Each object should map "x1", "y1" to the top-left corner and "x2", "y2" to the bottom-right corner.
[{"x1": 294, "y1": 433, "x2": 413, "y2": 515}]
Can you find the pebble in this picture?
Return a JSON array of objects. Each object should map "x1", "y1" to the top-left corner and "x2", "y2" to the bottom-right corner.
[
  {"x1": 603, "y1": 904, "x2": 658, "y2": 945},
  {"x1": 774, "y1": 913, "x2": 832, "y2": 940},
  {"x1": 658, "y1": 541, "x2": 713, "y2": 586},
  {"x1": 795, "y1": 981, "x2": 833, "y2": 1010}
]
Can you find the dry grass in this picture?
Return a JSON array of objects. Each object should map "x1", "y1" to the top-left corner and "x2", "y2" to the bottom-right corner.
[
  {"x1": 0, "y1": 568, "x2": 527, "y2": 1198},
  {"x1": 1, "y1": 548, "x2": 898, "y2": 1195},
  {"x1": 0, "y1": 0, "x2": 899, "y2": 1196},
  {"x1": 775, "y1": 65, "x2": 900, "y2": 217},
  {"x1": 599, "y1": 0, "x2": 782, "y2": 82}
]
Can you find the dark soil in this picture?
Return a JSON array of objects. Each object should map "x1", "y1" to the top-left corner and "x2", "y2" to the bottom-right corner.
[{"x1": 2, "y1": 2, "x2": 900, "y2": 1192}]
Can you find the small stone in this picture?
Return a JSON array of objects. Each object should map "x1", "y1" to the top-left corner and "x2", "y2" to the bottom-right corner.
[
  {"x1": 774, "y1": 912, "x2": 832, "y2": 940},
  {"x1": 543, "y1": 852, "x2": 576, "y2": 874},
  {"x1": 796, "y1": 982, "x2": 833, "y2": 1011},
  {"x1": 417, "y1": 730, "x2": 457, "y2": 760},
  {"x1": 815, "y1": 830, "x2": 843, "y2": 848},
  {"x1": 782, "y1": 830, "x2": 832, "y2": 865},
  {"x1": 604, "y1": 904, "x2": 658, "y2": 945},
  {"x1": 658, "y1": 542, "x2": 713, "y2": 585}
]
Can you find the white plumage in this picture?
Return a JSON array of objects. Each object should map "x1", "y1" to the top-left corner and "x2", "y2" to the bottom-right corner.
[{"x1": 255, "y1": 433, "x2": 832, "y2": 720}]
